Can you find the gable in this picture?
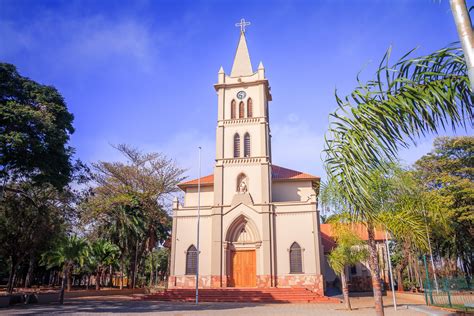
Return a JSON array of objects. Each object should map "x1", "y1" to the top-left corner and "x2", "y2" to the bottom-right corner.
[{"x1": 178, "y1": 164, "x2": 319, "y2": 190}]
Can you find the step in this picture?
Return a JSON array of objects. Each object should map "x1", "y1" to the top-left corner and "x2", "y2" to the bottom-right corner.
[{"x1": 142, "y1": 288, "x2": 340, "y2": 304}]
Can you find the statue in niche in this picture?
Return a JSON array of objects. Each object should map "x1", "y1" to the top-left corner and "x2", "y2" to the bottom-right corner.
[
  {"x1": 238, "y1": 180, "x2": 248, "y2": 193},
  {"x1": 237, "y1": 174, "x2": 248, "y2": 193}
]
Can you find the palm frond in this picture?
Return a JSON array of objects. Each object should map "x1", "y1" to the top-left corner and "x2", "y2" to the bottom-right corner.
[{"x1": 324, "y1": 45, "x2": 473, "y2": 216}]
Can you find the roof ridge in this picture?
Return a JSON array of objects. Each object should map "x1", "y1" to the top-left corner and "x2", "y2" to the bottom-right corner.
[{"x1": 178, "y1": 165, "x2": 319, "y2": 188}]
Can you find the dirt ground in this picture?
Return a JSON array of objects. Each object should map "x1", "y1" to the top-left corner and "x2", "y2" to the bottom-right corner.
[{"x1": 1, "y1": 293, "x2": 457, "y2": 316}]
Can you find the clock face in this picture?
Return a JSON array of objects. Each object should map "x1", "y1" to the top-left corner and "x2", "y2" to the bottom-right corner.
[{"x1": 237, "y1": 91, "x2": 247, "y2": 100}]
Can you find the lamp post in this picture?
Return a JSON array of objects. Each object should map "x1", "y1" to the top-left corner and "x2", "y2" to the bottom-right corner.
[
  {"x1": 385, "y1": 231, "x2": 397, "y2": 310},
  {"x1": 195, "y1": 147, "x2": 202, "y2": 304}
]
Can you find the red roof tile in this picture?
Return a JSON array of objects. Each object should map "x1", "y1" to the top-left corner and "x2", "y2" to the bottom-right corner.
[
  {"x1": 271, "y1": 165, "x2": 319, "y2": 181},
  {"x1": 178, "y1": 174, "x2": 214, "y2": 187},
  {"x1": 321, "y1": 231, "x2": 337, "y2": 253},
  {"x1": 178, "y1": 165, "x2": 319, "y2": 188},
  {"x1": 320, "y1": 223, "x2": 387, "y2": 250}
]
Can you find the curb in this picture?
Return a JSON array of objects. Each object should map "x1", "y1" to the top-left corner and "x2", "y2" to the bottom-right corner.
[{"x1": 407, "y1": 304, "x2": 457, "y2": 316}]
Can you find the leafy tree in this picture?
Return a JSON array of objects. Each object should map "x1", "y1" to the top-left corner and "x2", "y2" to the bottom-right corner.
[
  {"x1": 0, "y1": 182, "x2": 71, "y2": 293},
  {"x1": 87, "y1": 239, "x2": 120, "y2": 290},
  {"x1": 145, "y1": 247, "x2": 169, "y2": 287},
  {"x1": 321, "y1": 164, "x2": 431, "y2": 313},
  {"x1": 41, "y1": 236, "x2": 88, "y2": 304},
  {"x1": 0, "y1": 63, "x2": 85, "y2": 293},
  {"x1": 323, "y1": 45, "x2": 472, "y2": 315},
  {"x1": 80, "y1": 144, "x2": 185, "y2": 288},
  {"x1": 0, "y1": 63, "x2": 75, "y2": 189},
  {"x1": 327, "y1": 221, "x2": 368, "y2": 310},
  {"x1": 0, "y1": 160, "x2": 89, "y2": 293},
  {"x1": 415, "y1": 136, "x2": 473, "y2": 280}
]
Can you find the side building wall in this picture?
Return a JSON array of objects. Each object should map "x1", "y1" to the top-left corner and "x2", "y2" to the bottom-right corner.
[
  {"x1": 168, "y1": 207, "x2": 214, "y2": 288},
  {"x1": 273, "y1": 201, "x2": 324, "y2": 295}
]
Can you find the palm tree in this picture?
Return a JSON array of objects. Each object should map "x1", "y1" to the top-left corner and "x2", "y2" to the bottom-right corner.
[
  {"x1": 327, "y1": 221, "x2": 368, "y2": 310},
  {"x1": 106, "y1": 205, "x2": 145, "y2": 289},
  {"x1": 323, "y1": 44, "x2": 472, "y2": 315},
  {"x1": 41, "y1": 235, "x2": 88, "y2": 304},
  {"x1": 321, "y1": 165, "x2": 435, "y2": 314},
  {"x1": 87, "y1": 239, "x2": 120, "y2": 290}
]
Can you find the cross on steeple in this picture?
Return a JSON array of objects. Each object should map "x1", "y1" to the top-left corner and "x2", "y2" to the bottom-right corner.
[{"x1": 235, "y1": 18, "x2": 251, "y2": 33}]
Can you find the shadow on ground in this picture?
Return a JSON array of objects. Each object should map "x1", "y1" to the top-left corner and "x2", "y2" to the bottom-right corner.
[{"x1": 2, "y1": 299, "x2": 271, "y2": 315}]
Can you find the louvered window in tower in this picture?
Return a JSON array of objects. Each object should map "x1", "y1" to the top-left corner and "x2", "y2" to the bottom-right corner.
[
  {"x1": 247, "y1": 98, "x2": 253, "y2": 118},
  {"x1": 231, "y1": 100, "x2": 236, "y2": 119},
  {"x1": 244, "y1": 133, "x2": 251, "y2": 157},
  {"x1": 239, "y1": 101, "x2": 244, "y2": 118},
  {"x1": 289, "y1": 242, "x2": 303, "y2": 273},
  {"x1": 234, "y1": 133, "x2": 241, "y2": 158},
  {"x1": 185, "y1": 245, "x2": 198, "y2": 275}
]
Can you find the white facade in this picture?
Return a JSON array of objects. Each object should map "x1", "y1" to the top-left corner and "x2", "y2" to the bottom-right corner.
[{"x1": 168, "y1": 30, "x2": 325, "y2": 293}]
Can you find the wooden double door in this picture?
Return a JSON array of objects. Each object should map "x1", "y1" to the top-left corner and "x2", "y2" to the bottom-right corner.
[{"x1": 230, "y1": 250, "x2": 256, "y2": 287}]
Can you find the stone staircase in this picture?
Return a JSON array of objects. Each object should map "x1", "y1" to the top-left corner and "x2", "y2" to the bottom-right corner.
[{"x1": 142, "y1": 288, "x2": 340, "y2": 304}]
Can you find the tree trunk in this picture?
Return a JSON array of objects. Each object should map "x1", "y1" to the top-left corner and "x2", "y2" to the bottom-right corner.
[
  {"x1": 396, "y1": 268, "x2": 403, "y2": 292},
  {"x1": 24, "y1": 254, "x2": 35, "y2": 288},
  {"x1": 96, "y1": 269, "x2": 101, "y2": 291},
  {"x1": 395, "y1": 242, "x2": 410, "y2": 292},
  {"x1": 462, "y1": 259, "x2": 472, "y2": 288},
  {"x1": 450, "y1": 0, "x2": 474, "y2": 91},
  {"x1": 367, "y1": 222, "x2": 385, "y2": 316},
  {"x1": 407, "y1": 254, "x2": 413, "y2": 284},
  {"x1": 59, "y1": 266, "x2": 68, "y2": 304},
  {"x1": 109, "y1": 265, "x2": 113, "y2": 287},
  {"x1": 67, "y1": 268, "x2": 72, "y2": 291},
  {"x1": 120, "y1": 259, "x2": 124, "y2": 290},
  {"x1": 129, "y1": 263, "x2": 135, "y2": 289},
  {"x1": 341, "y1": 269, "x2": 352, "y2": 310},
  {"x1": 413, "y1": 256, "x2": 422, "y2": 290},
  {"x1": 6, "y1": 259, "x2": 15, "y2": 294}
]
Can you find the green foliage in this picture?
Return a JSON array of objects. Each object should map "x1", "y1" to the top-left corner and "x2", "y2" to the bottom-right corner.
[
  {"x1": 80, "y1": 144, "x2": 185, "y2": 285},
  {"x1": 87, "y1": 239, "x2": 120, "y2": 271},
  {"x1": 324, "y1": 46, "x2": 472, "y2": 218},
  {"x1": 327, "y1": 222, "x2": 369, "y2": 274},
  {"x1": 41, "y1": 235, "x2": 88, "y2": 270},
  {"x1": 0, "y1": 182, "x2": 72, "y2": 291},
  {"x1": 0, "y1": 63, "x2": 75, "y2": 188},
  {"x1": 145, "y1": 247, "x2": 169, "y2": 285},
  {"x1": 321, "y1": 164, "x2": 430, "y2": 250},
  {"x1": 415, "y1": 136, "x2": 474, "y2": 273}
]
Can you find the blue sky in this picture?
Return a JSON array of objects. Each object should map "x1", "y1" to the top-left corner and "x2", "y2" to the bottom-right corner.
[{"x1": 1, "y1": 0, "x2": 471, "y2": 180}]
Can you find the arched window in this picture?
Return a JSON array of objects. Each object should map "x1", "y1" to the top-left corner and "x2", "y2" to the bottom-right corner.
[
  {"x1": 289, "y1": 242, "x2": 303, "y2": 273},
  {"x1": 231, "y1": 100, "x2": 236, "y2": 119},
  {"x1": 244, "y1": 133, "x2": 251, "y2": 157},
  {"x1": 234, "y1": 133, "x2": 240, "y2": 158},
  {"x1": 247, "y1": 98, "x2": 253, "y2": 118},
  {"x1": 239, "y1": 101, "x2": 244, "y2": 118},
  {"x1": 185, "y1": 245, "x2": 198, "y2": 275}
]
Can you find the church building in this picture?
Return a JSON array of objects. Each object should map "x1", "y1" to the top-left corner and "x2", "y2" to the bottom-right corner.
[{"x1": 169, "y1": 22, "x2": 325, "y2": 295}]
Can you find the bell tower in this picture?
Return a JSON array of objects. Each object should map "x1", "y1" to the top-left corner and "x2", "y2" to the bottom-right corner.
[
  {"x1": 213, "y1": 22, "x2": 273, "y2": 207},
  {"x1": 209, "y1": 20, "x2": 275, "y2": 287}
]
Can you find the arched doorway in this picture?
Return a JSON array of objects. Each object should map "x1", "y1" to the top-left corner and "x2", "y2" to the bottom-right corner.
[{"x1": 225, "y1": 215, "x2": 261, "y2": 287}]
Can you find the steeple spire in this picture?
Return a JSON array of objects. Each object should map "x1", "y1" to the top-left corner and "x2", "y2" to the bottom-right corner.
[{"x1": 230, "y1": 19, "x2": 253, "y2": 77}]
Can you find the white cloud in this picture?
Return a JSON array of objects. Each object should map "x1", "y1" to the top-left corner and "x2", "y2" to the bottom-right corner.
[
  {"x1": 0, "y1": 14, "x2": 159, "y2": 73},
  {"x1": 69, "y1": 17, "x2": 157, "y2": 70}
]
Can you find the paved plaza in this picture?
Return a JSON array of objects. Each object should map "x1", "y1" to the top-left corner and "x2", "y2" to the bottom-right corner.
[{"x1": 0, "y1": 295, "x2": 455, "y2": 316}]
